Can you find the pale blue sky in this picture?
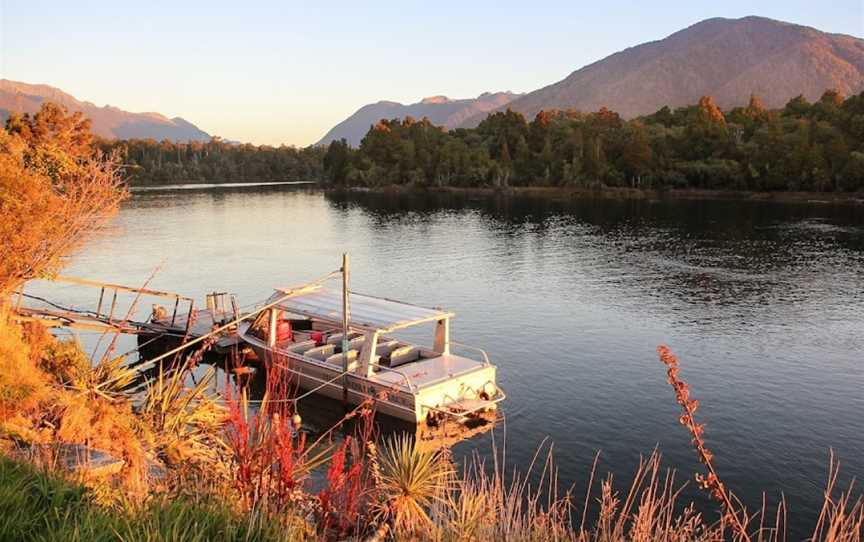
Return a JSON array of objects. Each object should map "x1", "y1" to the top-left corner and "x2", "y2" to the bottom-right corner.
[{"x1": 1, "y1": 1, "x2": 862, "y2": 146}]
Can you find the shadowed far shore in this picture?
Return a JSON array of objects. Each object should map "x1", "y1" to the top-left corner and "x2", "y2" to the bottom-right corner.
[{"x1": 327, "y1": 184, "x2": 864, "y2": 204}]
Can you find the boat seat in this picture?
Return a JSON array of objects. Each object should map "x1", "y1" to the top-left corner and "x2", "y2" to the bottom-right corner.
[
  {"x1": 287, "y1": 340, "x2": 316, "y2": 353},
  {"x1": 389, "y1": 345, "x2": 420, "y2": 367},
  {"x1": 347, "y1": 336, "x2": 366, "y2": 351},
  {"x1": 303, "y1": 344, "x2": 336, "y2": 361},
  {"x1": 325, "y1": 349, "x2": 358, "y2": 367},
  {"x1": 326, "y1": 331, "x2": 362, "y2": 346},
  {"x1": 375, "y1": 340, "x2": 400, "y2": 358}
]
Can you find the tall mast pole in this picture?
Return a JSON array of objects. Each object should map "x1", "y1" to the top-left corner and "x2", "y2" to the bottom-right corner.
[{"x1": 341, "y1": 253, "x2": 350, "y2": 407}]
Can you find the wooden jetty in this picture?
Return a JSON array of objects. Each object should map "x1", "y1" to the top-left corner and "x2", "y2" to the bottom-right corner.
[
  {"x1": 140, "y1": 291, "x2": 246, "y2": 356},
  {"x1": 13, "y1": 275, "x2": 195, "y2": 334},
  {"x1": 12, "y1": 276, "x2": 245, "y2": 360}
]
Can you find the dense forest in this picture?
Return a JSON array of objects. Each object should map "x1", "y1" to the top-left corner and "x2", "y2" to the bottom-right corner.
[
  {"x1": 7, "y1": 92, "x2": 864, "y2": 192},
  {"x1": 323, "y1": 91, "x2": 864, "y2": 192},
  {"x1": 100, "y1": 138, "x2": 326, "y2": 186}
]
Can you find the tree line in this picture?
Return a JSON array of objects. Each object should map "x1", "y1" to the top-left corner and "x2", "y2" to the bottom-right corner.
[
  {"x1": 323, "y1": 90, "x2": 864, "y2": 192},
  {"x1": 5, "y1": 105, "x2": 326, "y2": 187},
  {"x1": 99, "y1": 138, "x2": 326, "y2": 186}
]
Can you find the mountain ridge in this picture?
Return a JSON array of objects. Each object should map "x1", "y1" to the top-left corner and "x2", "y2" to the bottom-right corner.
[
  {"x1": 316, "y1": 91, "x2": 522, "y2": 147},
  {"x1": 0, "y1": 79, "x2": 212, "y2": 142},
  {"x1": 457, "y1": 16, "x2": 864, "y2": 127}
]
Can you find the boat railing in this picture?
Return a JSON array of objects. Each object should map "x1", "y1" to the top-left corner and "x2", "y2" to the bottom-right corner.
[
  {"x1": 449, "y1": 341, "x2": 492, "y2": 366},
  {"x1": 425, "y1": 379, "x2": 507, "y2": 419},
  {"x1": 445, "y1": 379, "x2": 506, "y2": 405},
  {"x1": 373, "y1": 365, "x2": 417, "y2": 394}
]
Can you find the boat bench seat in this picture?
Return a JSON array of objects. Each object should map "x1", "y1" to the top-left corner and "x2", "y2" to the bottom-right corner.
[
  {"x1": 373, "y1": 340, "x2": 400, "y2": 368},
  {"x1": 389, "y1": 345, "x2": 420, "y2": 367},
  {"x1": 347, "y1": 336, "x2": 366, "y2": 351},
  {"x1": 325, "y1": 350, "x2": 358, "y2": 368},
  {"x1": 326, "y1": 332, "x2": 363, "y2": 346},
  {"x1": 375, "y1": 340, "x2": 400, "y2": 357},
  {"x1": 304, "y1": 344, "x2": 336, "y2": 361},
  {"x1": 287, "y1": 340, "x2": 316, "y2": 353}
]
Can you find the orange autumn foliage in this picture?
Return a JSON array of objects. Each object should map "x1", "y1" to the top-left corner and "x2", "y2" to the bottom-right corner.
[{"x1": 0, "y1": 103, "x2": 127, "y2": 295}]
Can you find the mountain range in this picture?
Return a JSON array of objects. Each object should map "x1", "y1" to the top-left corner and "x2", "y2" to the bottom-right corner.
[
  {"x1": 321, "y1": 16, "x2": 864, "y2": 144},
  {"x1": 0, "y1": 79, "x2": 211, "y2": 142},
  {"x1": 3, "y1": 16, "x2": 863, "y2": 147},
  {"x1": 316, "y1": 91, "x2": 521, "y2": 147}
]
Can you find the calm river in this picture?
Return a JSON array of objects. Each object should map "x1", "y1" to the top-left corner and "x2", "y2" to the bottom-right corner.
[{"x1": 36, "y1": 186, "x2": 863, "y2": 536}]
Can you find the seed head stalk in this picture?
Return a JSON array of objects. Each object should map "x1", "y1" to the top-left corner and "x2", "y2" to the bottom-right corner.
[{"x1": 657, "y1": 345, "x2": 752, "y2": 542}]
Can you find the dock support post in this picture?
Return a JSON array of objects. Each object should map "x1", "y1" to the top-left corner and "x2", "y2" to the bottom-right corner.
[
  {"x1": 107, "y1": 290, "x2": 118, "y2": 323},
  {"x1": 183, "y1": 300, "x2": 195, "y2": 338},
  {"x1": 171, "y1": 297, "x2": 180, "y2": 327},
  {"x1": 96, "y1": 287, "x2": 105, "y2": 316},
  {"x1": 341, "y1": 253, "x2": 350, "y2": 408}
]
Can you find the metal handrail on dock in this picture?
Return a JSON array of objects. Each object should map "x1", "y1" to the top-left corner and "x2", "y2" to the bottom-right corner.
[
  {"x1": 13, "y1": 275, "x2": 196, "y2": 333},
  {"x1": 53, "y1": 274, "x2": 195, "y2": 327}
]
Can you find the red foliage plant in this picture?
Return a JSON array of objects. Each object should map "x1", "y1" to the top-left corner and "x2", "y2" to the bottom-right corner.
[
  {"x1": 316, "y1": 401, "x2": 380, "y2": 539},
  {"x1": 224, "y1": 352, "x2": 307, "y2": 514},
  {"x1": 224, "y1": 346, "x2": 382, "y2": 537}
]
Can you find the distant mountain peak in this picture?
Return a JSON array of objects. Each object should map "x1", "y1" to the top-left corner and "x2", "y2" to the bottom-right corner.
[
  {"x1": 458, "y1": 16, "x2": 864, "y2": 127},
  {"x1": 479, "y1": 90, "x2": 517, "y2": 98},
  {"x1": 420, "y1": 95, "x2": 453, "y2": 104},
  {"x1": 317, "y1": 90, "x2": 524, "y2": 146},
  {"x1": 0, "y1": 79, "x2": 212, "y2": 142}
]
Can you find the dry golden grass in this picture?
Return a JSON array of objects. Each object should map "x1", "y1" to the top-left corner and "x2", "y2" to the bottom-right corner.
[{"x1": 0, "y1": 318, "x2": 55, "y2": 451}]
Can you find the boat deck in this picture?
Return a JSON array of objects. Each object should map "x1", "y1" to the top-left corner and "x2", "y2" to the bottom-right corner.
[{"x1": 370, "y1": 354, "x2": 487, "y2": 390}]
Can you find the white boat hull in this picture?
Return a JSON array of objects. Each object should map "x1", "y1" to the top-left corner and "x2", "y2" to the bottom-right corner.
[{"x1": 244, "y1": 339, "x2": 498, "y2": 424}]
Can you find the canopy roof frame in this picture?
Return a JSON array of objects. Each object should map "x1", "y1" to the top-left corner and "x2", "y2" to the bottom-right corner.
[{"x1": 268, "y1": 286, "x2": 454, "y2": 333}]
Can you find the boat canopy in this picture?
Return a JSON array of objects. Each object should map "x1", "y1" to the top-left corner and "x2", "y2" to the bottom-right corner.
[{"x1": 267, "y1": 286, "x2": 454, "y2": 332}]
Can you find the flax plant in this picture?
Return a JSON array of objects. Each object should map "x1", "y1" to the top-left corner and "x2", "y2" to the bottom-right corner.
[
  {"x1": 375, "y1": 433, "x2": 454, "y2": 536},
  {"x1": 138, "y1": 361, "x2": 227, "y2": 467}
]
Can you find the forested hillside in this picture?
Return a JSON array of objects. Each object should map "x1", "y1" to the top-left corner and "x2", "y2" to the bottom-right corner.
[{"x1": 323, "y1": 91, "x2": 864, "y2": 193}]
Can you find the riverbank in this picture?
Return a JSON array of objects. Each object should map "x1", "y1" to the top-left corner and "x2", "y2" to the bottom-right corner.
[
  {"x1": 330, "y1": 184, "x2": 864, "y2": 204},
  {"x1": 129, "y1": 180, "x2": 316, "y2": 192}
]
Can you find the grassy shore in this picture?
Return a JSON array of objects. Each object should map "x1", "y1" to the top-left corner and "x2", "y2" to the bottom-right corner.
[{"x1": 0, "y1": 457, "x2": 293, "y2": 542}]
